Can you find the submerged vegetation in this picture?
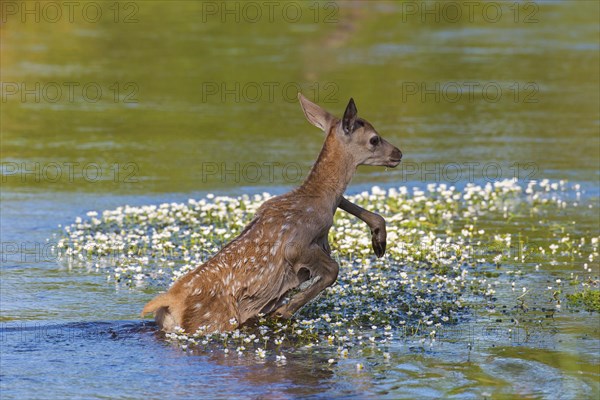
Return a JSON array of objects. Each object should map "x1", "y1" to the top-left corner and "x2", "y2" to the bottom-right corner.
[{"x1": 55, "y1": 179, "x2": 599, "y2": 361}]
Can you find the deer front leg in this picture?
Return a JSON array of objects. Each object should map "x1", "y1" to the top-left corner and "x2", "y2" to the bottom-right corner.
[
  {"x1": 273, "y1": 247, "x2": 339, "y2": 319},
  {"x1": 338, "y1": 196, "x2": 387, "y2": 257}
]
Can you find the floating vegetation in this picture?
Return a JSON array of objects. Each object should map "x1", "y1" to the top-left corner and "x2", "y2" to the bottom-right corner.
[
  {"x1": 567, "y1": 289, "x2": 600, "y2": 312},
  {"x1": 55, "y1": 179, "x2": 599, "y2": 361}
]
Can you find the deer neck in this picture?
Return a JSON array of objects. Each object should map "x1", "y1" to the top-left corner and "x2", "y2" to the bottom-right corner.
[{"x1": 299, "y1": 131, "x2": 356, "y2": 210}]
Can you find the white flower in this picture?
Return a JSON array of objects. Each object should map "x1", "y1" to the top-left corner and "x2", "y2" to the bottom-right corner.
[{"x1": 255, "y1": 348, "x2": 266, "y2": 359}]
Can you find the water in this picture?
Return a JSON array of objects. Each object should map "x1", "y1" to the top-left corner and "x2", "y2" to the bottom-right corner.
[{"x1": 1, "y1": 1, "x2": 599, "y2": 398}]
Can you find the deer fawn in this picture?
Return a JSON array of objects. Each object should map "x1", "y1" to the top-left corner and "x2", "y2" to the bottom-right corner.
[{"x1": 142, "y1": 94, "x2": 402, "y2": 334}]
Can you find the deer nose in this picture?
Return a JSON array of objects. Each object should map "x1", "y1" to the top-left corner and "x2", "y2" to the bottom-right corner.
[{"x1": 391, "y1": 147, "x2": 402, "y2": 161}]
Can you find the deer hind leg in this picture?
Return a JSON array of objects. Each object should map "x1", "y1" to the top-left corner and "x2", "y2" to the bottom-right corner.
[
  {"x1": 155, "y1": 306, "x2": 179, "y2": 332},
  {"x1": 182, "y1": 294, "x2": 240, "y2": 334},
  {"x1": 273, "y1": 246, "x2": 339, "y2": 319}
]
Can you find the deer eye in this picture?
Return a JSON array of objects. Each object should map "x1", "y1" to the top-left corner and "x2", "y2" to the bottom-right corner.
[{"x1": 369, "y1": 136, "x2": 380, "y2": 146}]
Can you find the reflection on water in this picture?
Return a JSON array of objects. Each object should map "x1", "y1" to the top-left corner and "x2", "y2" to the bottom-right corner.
[
  {"x1": 1, "y1": 317, "x2": 597, "y2": 399},
  {"x1": 1, "y1": 1, "x2": 599, "y2": 399}
]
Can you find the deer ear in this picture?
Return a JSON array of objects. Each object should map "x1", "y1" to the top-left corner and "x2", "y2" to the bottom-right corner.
[
  {"x1": 298, "y1": 93, "x2": 334, "y2": 132},
  {"x1": 342, "y1": 98, "x2": 358, "y2": 134}
]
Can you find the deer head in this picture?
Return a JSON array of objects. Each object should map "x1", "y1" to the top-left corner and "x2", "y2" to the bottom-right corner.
[{"x1": 298, "y1": 93, "x2": 402, "y2": 168}]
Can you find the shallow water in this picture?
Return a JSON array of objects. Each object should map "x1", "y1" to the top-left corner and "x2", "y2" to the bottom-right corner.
[{"x1": 1, "y1": 1, "x2": 599, "y2": 399}]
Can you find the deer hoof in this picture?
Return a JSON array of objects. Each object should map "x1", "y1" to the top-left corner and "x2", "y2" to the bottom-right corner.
[
  {"x1": 371, "y1": 227, "x2": 387, "y2": 258},
  {"x1": 273, "y1": 310, "x2": 293, "y2": 320}
]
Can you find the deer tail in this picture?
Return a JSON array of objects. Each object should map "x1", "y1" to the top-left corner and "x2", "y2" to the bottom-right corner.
[{"x1": 141, "y1": 293, "x2": 172, "y2": 317}]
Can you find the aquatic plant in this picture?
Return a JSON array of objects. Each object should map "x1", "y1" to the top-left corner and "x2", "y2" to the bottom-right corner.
[
  {"x1": 567, "y1": 289, "x2": 600, "y2": 312},
  {"x1": 55, "y1": 179, "x2": 599, "y2": 361}
]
